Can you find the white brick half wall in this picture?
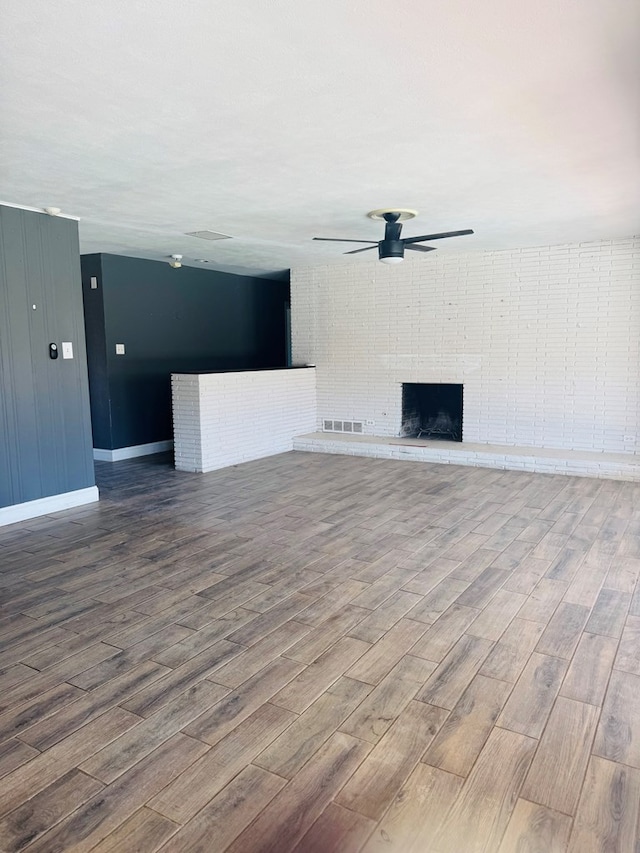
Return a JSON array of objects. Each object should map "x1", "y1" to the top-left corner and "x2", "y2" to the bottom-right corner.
[
  {"x1": 172, "y1": 368, "x2": 317, "y2": 473},
  {"x1": 291, "y1": 238, "x2": 640, "y2": 458}
]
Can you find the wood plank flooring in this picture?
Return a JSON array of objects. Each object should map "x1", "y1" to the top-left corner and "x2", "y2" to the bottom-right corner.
[{"x1": 0, "y1": 450, "x2": 639, "y2": 852}]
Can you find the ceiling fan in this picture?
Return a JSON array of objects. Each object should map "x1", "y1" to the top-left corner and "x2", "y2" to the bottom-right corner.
[{"x1": 313, "y1": 209, "x2": 474, "y2": 264}]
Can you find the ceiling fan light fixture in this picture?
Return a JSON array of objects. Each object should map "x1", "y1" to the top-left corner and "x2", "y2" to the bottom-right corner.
[
  {"x1": 378, "y1": 237, "x2": 404, "y2": 265},
  {"x1": 313, "y1": 210, "x2": 473, "y2": 263}
]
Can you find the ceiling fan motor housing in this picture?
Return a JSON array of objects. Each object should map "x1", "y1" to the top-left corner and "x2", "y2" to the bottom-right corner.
[
  {"x1": 378, "y1": 239, "x2": 404, "y2": 261},
  {"x1": 379, "y1": 214, "x2": 404, "y2": 260}
]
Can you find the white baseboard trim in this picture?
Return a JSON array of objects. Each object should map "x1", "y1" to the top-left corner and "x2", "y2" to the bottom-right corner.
[
  {"x1": 0, "y1": 486, "x2": 100, "y2": 527},
  {"x1": 93, "y1": 441, "x2": 173, "y2": 462}
]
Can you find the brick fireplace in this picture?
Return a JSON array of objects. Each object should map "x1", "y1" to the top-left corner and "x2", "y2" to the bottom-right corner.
[
  {"x1": 401, "y1": 383, "x2": 463, "y2": 441},
  {"x1": 290, "y1": 237, "x2": 640, "y2": 478}
]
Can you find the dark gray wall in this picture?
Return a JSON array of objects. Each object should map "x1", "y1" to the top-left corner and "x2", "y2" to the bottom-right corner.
[
  {"x1": 0, "y1": 206, "x2": 96, "y2": 508},
  {"x1": 79, "y1": 254, "x2": 111, "y2": 450},
  {"x1": 81, "y1": 254, "x2": 290, "y2": 450}
]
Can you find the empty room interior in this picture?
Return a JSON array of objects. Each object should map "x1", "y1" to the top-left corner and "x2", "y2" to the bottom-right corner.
[{"x1": 1, "y1": 1, "x2": 639, "y2": 851}]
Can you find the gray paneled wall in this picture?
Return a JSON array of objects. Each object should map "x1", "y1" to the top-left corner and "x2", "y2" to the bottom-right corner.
[{"x1": 0, "y1": 206, "x2": 95, "y2": 508}]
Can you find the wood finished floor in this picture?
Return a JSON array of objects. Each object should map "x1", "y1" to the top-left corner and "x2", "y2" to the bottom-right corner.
[{"x1": 0, "y1": 451, "x2": 639, "y2": 852}]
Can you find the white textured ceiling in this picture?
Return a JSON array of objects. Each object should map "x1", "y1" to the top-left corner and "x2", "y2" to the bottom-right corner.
[{"x1": 1, "y1": 0, "x2": 639, "y2": 275}]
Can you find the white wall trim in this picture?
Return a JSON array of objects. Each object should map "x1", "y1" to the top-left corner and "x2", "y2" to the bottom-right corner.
[
  {"x1": 0, "y1": 486, "x2": 99, "y2": 527},
  {"x1": 93, "y1": 440, "x2": 173, "y2": 462}
]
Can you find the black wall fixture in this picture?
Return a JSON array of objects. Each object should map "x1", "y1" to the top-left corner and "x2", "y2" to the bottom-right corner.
[{"x1": 81, "y1": 254, "x2": 290, "y2": 451}]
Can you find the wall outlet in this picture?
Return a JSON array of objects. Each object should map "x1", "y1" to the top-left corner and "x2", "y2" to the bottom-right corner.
[
  {"x1": 366, "y1": 419, "x2": 375, "y2": 426},
  {"x1": 115, "y1": 343, "x2": 125, "y2": 355},
  {"x1": 61, "y1": 341, "x2": 73, "y2": 359}
]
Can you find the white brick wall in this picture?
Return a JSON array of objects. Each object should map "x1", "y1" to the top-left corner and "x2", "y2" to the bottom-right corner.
[
  {"x1": 171, "y1": 369, "x2": 316, "y2": 473},
  {"x1": 291, "y1": 238, "x2": 640, "y2": 455}
]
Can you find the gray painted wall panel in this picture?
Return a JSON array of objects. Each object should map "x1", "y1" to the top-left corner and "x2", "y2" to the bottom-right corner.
[
  {"x1": 0, "y1": 208, "x2": 42, "y2": 504},
  {"x1": 0, "y1": 206, "x2": 95, "y2": 508},
  {"x1": 80, "y1": 255, "x2": 111, "y2": 450}
]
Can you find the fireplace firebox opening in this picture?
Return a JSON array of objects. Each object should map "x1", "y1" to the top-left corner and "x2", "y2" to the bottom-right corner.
[{"x1": 401, "y1": 383, "x2": 463, "y2": 441}]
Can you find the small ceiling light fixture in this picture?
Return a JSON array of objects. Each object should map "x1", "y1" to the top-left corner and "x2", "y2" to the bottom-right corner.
[
  {"x1": 43, "y1": 206, "x2": 61, "y2": 216},
  {"x1": 168, "y1": 254, "x2": 183, "y2": 269}
]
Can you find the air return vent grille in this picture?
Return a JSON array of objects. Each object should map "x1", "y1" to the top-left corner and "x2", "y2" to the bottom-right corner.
[
  {"x1": 323, "y1": 420, "x2": 363, "y2": 434},
  {"x1": 185, "y1": 230, "x2": 231, "y2": 241}
]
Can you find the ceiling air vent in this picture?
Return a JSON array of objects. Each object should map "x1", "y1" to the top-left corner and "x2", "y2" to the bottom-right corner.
[{"x1": 185, "y1": 230, "x2": 231, "y2": 241}]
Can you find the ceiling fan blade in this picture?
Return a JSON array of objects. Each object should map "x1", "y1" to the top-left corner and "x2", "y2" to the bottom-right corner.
[
  {"x1": 344, "y1": 245, "x2": 378, "y2": 255},
  {"x1": 405, "y1": 244, "x2": 437, "y2": 252},
  {"x1": 313, "y1": 237, "x2": 378, "y2": 244},
  {"x1": 403, "y1": 229, "x2": 474, "y2": 245}
]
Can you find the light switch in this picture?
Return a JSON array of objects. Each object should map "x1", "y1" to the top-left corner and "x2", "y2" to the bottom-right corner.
[
  {"x1": 61, "y1": 341, "x2": 73, "y2": 359},
  {"x1": 90, "y1": 276, "x2": 98, "y2": 289},
  {"x1": 115, "y1": 343, "x2": 125, "y2": 355}
]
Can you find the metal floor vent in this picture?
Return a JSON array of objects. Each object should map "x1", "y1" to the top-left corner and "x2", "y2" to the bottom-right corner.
[{"x1": 323, "y1": 419, "x2": 363, "y2": 434}]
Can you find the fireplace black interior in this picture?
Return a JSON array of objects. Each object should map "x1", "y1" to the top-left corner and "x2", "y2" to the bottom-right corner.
[{"x1": 401, "y1": 383, "x2": 463, "y2": 441}]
